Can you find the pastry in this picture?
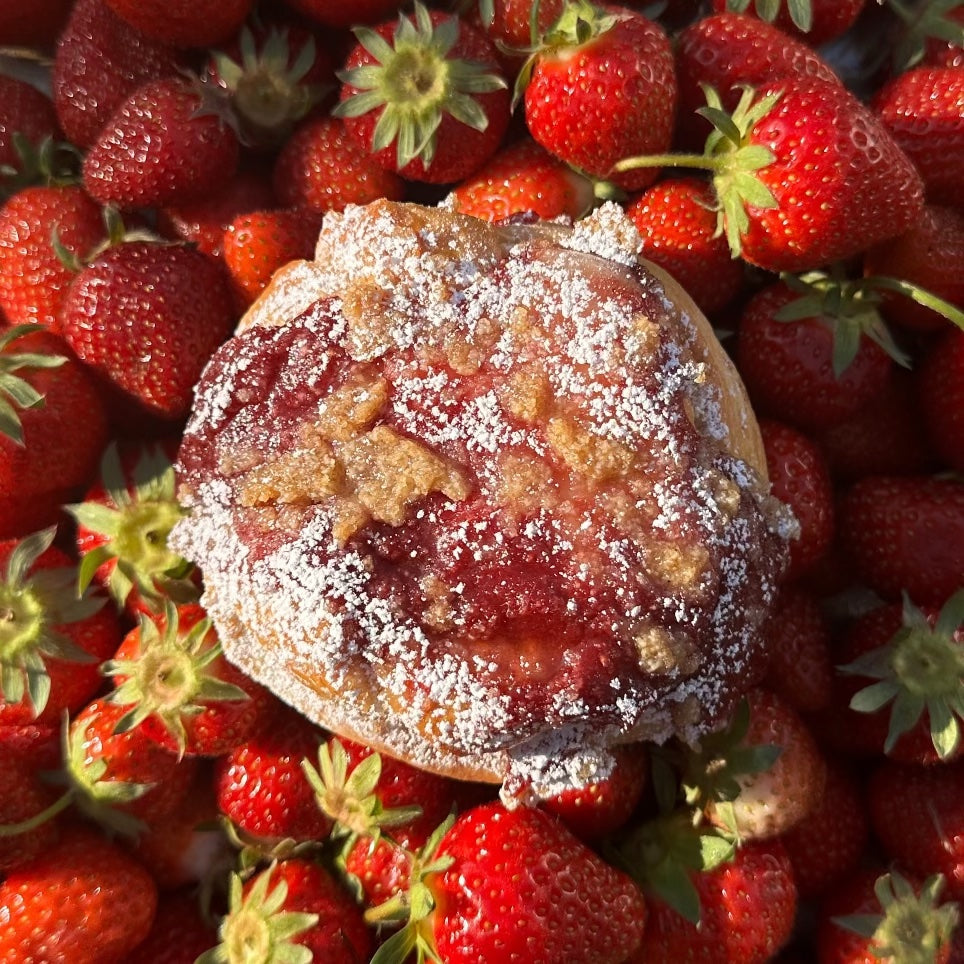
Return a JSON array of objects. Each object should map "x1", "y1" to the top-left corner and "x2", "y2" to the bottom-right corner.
[{"x1": 171, "y1": 199, "x2": 794, "y2": 797}]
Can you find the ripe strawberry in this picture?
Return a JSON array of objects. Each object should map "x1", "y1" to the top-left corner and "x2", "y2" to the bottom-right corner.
[
  {"x1": 522, "y1": 3, "x2": 677, "y2": 192},
  {"x1": 919, "y1": 326, "x2": 964, "y2": 472},
  {"x1": 0, "y1": 527, "x2": 121, "y2": 727},
  {"x1": 759, "y1": 419, "x2": 835, "y2": 579},
  {"x1": 223, "y1": 207, "x2": 320, "y2": 307},
  {"x1": 616, "y1": 79, "x2": 924, "y2": 274},
  {"x1": 198, "y1": 859, "x2": 373, "y2": 964},
  {"x1": 711, "y1": 0, "x2": 868, "y2": 45},
  {"x1": 624, "y1": 176, "x2": 745, "y2": 316},
  {"x1": 82, "y1": 76, "x2": 241, "y2": 211},
  {"x1": 127, "y1": 888, "x2": 218, "y2": 964},
  {"x1": 0, "y1": 325, "x2": 109, "y2": 537},
  {"x1": 336, "y1": 3, "x2": 510, "y2": 184},
  {"x1": 0, "y1": 825, "x2": 159, "y2": 964},
  {"x1": 52, "y1": 0, "x2": 184, "y2": 149},
  {"x1": 0, "y1": 76, "x2": 62, "y2": 194},
  {"x1": 447, "y1": 136, "x2": 595, "y2": 223},
  {"x1": 214, "y1": 702, "x2": 332, "y2": 845},
  {"x1": 272, "y1": 114, "x2": 405, "y2": 217},
  {"x1": 874, "y1": 65, "x2": 964, "y2": 208},
  {"x1": 817, "y1": 867, "x2": 959, "y2": 964},
  {"x1": 59, "y1": 240, "x2": 236, "y2": 423},
  {"x1": 735, "y1": 277, "x2": 900, "y2": 432},
  {"x1": 0, "y1": 184, "x2": 108, "y2": 332},
  {"x1": 103, "y1": 601, "x2": 274, "y2": 757},
  {"x1": 629, "y1": 838, "x2": 798, "y2": 964},
  {"x1": 103, "y1": 0, "x2": 253, "y2": 47},
  {"x1": 477, "y1": 0, "x2": 565, "y2": 48},
  {"x1": 838, "y1": 474, "x2": 964, "y2": 607}
]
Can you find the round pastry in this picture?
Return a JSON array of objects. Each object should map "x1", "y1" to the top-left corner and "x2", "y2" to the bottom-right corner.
[{"x1": 171, "y1": 199, "x2": 794, "y2": 797}]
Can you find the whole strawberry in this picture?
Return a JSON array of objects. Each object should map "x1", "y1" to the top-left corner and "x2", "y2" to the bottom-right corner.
[
  {"x1": 82, "y1": 75, "x2": 240, "y2": 211},
  {"x1": 59, "y1": 240, "x2": 235, "y2": 423},
  {"x1": 522, "y1": 1, "x2": 677, "y2": 192}
]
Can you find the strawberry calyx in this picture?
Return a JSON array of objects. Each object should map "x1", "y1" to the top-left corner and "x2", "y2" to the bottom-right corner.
[
  {"x1": 51, "y1": 205, "x2": 166, "y2": 275},
  {"x1": 840, "y1": 589, "x2": 964, "y2": 760},
  {"x1": 0, "y1": 133, "x2": 82, "y2": 197},
  {"x1": 333, "y1": 1, "x2": 507, "y2": 171},
  {"x1": 0, "y1": 527, "x2": 102, "y2": 717},
  {"x1": 196, "y1": 863, "x2": 320, "y2": 964},
  {"x1": 68, "y1": 443, "x2": 197, "y2": 613},
  {"x1": 886, "y1": 0, "x2": 964, "y2": 70},
  {"x1": 103, "y1": 600, "x2": 249, "y2": 758},
  {"x1": 220, "y1": 816, "x2": 322, "y2": 874},
  {"x1": 0, "y1": 323, "x2": 67, "y2": 445},
  {"x1": 724, "y1": 0, "x2": 814, "y2": 33},
  {"x1": 833, "y1": 871, "x2": 960, "y2": 963}
]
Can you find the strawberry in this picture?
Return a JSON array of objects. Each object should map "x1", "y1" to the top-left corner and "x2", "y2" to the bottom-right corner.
[
  {"x1": 921, "y1": 4, "x2": 964, "y2": 69},
  {"x1": 624, "y1": 176, "x2": 746, "y2": 316},
  {"x1": 0, "y1": 75, "x2": 62, "y2": 195},
  {"x1": 522, "y1": 2, "x2": 677, "y2": 192},
  {"x1": 0, "y1": 325, "x2": 109, "y2": 537},
  {"x1": 735, "y1": 277, "x2": 902, "y2": 433},
  {"x1": 758, "y1": 418, "x2": 834, "y2": 579},
  {"x1": 874, "y1": 65, "x2": 964, "y2": 208},
  {"x1": 837, "y1": 591, "x2": 964, "y2": 764},
  {"x1": 616, "y1": 79, "x2": 924, "y2": 274},
  {"x1": 59, "y1": 240, "x2": 236, "y2": 423},
  {"x1": 869, "y1": 757, "x2": 964, "y2": 900},
  {"x1": 919, "y1": 326, "x2": 964, "y2": 472},
  {"x1": 52, "y1": 0, "x2": 185, "y2": 150},
  {"x1": 103, "y1": 0, "x2": 254, "y2": 48},
  {"x1": 447, "y1": 136, "x2": 595, "y2": 223},
  {"x1": 817, "y1": 867, "x2": 959, "y2": 964},
  {"x1": 838, "y1": 474, "x2": 964, "y2": 608},
  {"x1": 628, "y1": 838, "x2": 798, "y2": 964},
  {"x1": 477, "y1": 0, "x2": 565, "y2": 48},
  {"x1": 222, "y1": 207, "x2": 320, "y2": 307},
  {"x1": 0, "y1": 825, "x2": 159, "y2": 964},
  {"x1": 82, "y1": 75, "x2": 241, "y2": 211},
  {"x1": 0, "y1": 527, "x2": 121, "y2": 727},
  {"x1": 214, "y1": 702, "x2": 333, "y2": 845},
  {"x1": 127, "y1": 888, "x2": 218, "y2": 964},
  {"x1": 103, "y1": 600, "x2": 274, "y2": 757},
  {"x1": 335, "y1": 3, "x2": 510, "y2": 184},
  {"x1": 198, "y1": 859, "x2": 373, "y2": 964},
  {"x1": 711, "y1": 0, "x2": 868, "y2": 45},
  {"x1": 272, "y1": 114, "x2": 405, "y2": 217},
  {"x1": 0, "y1": 184, "x2": 109, "y2": 332}
]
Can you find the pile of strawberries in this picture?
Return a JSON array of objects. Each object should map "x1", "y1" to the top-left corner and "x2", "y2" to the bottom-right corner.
[{"x1": 0, "y1": 0, "x2": 963, "y2": 960}]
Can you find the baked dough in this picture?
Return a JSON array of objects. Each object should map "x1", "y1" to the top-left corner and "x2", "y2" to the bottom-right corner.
[{"x1": 171, "y1": 199, "x2": 793, "y2": 797}]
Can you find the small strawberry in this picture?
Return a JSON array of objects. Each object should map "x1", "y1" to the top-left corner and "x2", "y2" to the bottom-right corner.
[
  {"x1": 447, "y1": 136, "x2": 595, "y2": 223},
  {"x1": 52, "y1": 0, "x2": 185, "y2": 149},
  {"x1": 335, "y1": 3, "x2": 510, "y2": 184},
  {"x1": 919, "y1": 326, "x2": 964, "y2": 472},
  {"x1": 82, "y1": 75, "x2": 241, "y2": 211},
  {"x1": 59, "y1": 240, "x2": 236, "y2": 423},
  {"x1": 103, "y1": 600, "x2": 273, "y2": 758},
  {"x1": 711, "y1": 0, "x2": 868, "y2": 45},
  {"x1": 103, "y1": 0, "x2": 253, "y2": 47},
  {"x1": 0, "y1": 825, "x2": 159, "y2": 964},
  {"x1": 477, "y1": 0, "x2": 565, "y2": 49},
  {"x1": 838, "y1": 474, "x2": 964, "y2": 607},
  {"x1": 198, "y1": 859, "x2": 373, "y2": 964},
  {"x1": 624, "y1": 176, "x2": 747, "y2": 316},
  {"x1": 521, "y1": 2, "x2": 677, "y2": 192}
]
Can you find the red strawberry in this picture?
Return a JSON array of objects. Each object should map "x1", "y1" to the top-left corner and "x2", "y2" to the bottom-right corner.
[
  {"x1": 629, "y1": 838, "x2": 798, "y2": 964},
  {"x1": 735, "y1": 278, "x2": 900, "y2": 433},
  {"x1": 838, "y1": 474, "x2": 964, "y2": 608},
  {"x1": 522, "y1": 3, "x2": 677, "y2": 192},
  {"x1": 710, "y1": 0, "x2": 867, "y2": 45},
  {"x1": 104, "y1": 601, "x2": 274, "y2": 757},
  {"x1": 222, "y1": 207, "x2": 320, "y2": 307},
  {"x1": 448, "y1": 137, "x2": 595, "y2": 223},
  {"x1": 103, "y1": 0, "x2": 253, "y2": 47},
  {"x1": 919, "y1": 324, "x2": 964, "y2": 472},
  {"x1": 624, "y1": 176, "x2": 746, "y2": 316},
  {"x1": 126, "y1": 888, "x2": 218, "y2": 964},
  {"x1": 272, "y1": 114, "x2": 405, "y2": 216},
  {"x1": 336, "y1": 4, "x2": 510, "y2": 184},
  {"x1": 52, "y1": 0, "x2": 185, "y2": 149},
  {"x1": 59, "y1": 240, "x2": 235, "y2": 423},
  {"x1": 198, "y1": 859, "x2": 373, "y2": 964},
  {"x1": 0, "y1": 527, "x2": 121, "y2": 727},
  {"x1": 82, "y1": 76, "x2": 241, "y2": 211},
  {"x1": 874, "y1": 65, "x2": 964, "y2": 208},
  {"x1": 0, "y1": 185, "x2": 108, "y2": 332},
  {"x1": 0, "y1": 75, "x2": 62, "y2": 195},
  {"x1": 0, "y1": 325, "x2": 109, "y2": 538},
  {"x1": 759, "y1": 419, "x2": 835, "y2": 579},
  {"x1": 0, "y1": 825, "x2": 159, "y2": 964},
  {"x1": 478, "y1": 0, "x2": 565, "y2": 48}
]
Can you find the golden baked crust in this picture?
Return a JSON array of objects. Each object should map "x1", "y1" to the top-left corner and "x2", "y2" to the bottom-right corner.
[{"x1": 172, "y1": 200, "x2": 793, "y2": 796}]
